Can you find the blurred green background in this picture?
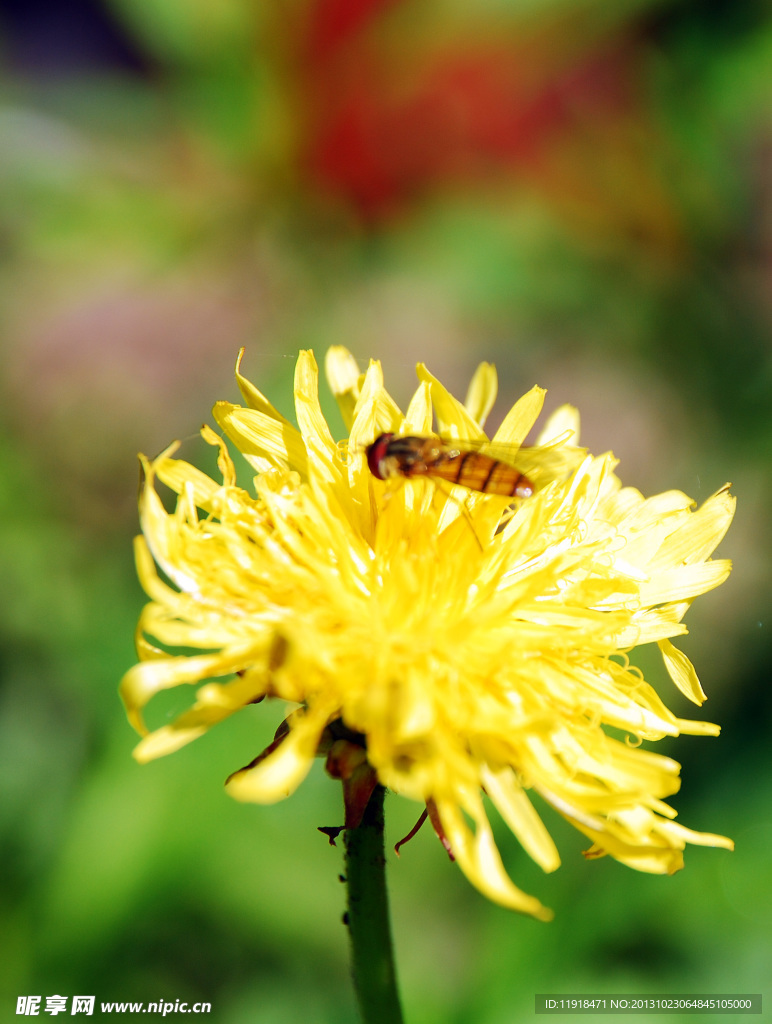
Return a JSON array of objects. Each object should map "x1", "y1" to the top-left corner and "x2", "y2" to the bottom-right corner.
[{"x1": 1, "y1": 0, "x2": 770, "y2": 1021}]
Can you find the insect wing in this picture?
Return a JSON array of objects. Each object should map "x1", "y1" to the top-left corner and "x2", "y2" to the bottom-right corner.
[
  {"x1": 432, "y1": 434, "x2": 585, "y2": 488},
  {"x1": 360, "y1": 431, "x2": 584, "y2": 496}
]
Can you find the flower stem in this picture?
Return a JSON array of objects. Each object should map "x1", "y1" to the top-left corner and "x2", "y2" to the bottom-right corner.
[{"x1": 344, "y1": 786, "x2": 405, "y2": 1024}]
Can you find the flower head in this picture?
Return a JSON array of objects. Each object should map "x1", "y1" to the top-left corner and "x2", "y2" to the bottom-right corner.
[{"x1": 121, "y1": 348, "x2": 734, "y2": 920}]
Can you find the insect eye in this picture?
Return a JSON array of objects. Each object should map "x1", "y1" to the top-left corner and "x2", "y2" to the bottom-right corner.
[{"x1": 366, "y1": 434, "x2": 395, "y2": 480}]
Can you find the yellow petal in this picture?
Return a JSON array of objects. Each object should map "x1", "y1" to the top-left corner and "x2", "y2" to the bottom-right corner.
[
  {"x1": 464, "y1": 362, "x2": 498, "y2": 428},
  {"x1": 652, "y1": 486, "x2": 735, "y2": 569},
  {"x1": 201, "y1": 423, "x2": 237, "y2": 486},
  {"x1": 154, "y1": 458, "x2": 220, "y2": 511},
  {"x1": 294, "y1": 350, "x2": 335, "y2": 447},
  {"x1": 403, "y1": 380, "x2": 433, "y2": 434},
  {"x1": 133, "y1": 705, "x2": 232, "y2": 761},
  {"x1": 416, "y1": 364, "x2": 486, "y2": 442},
  {"x1": 213, "y1": 402, "x2": 308, "y2": 476},
  {"x1": 637, "y1": 560, "x2": 732, "y2": 606},
  {"x1": 435, "y1": 796, "x2": 553, "y2": 920},
  {"x1": 349, "y1": 360, "x2": 404, "y2": 448},
  {"x1": 138, "y1": 484, "x2": 199, "y2": 595},
  {"x1": 614, "y1": 602, "x2": 690, "y2": 647},
  {"x1": 480, "y1": 766, "x2": 561, "y2": 873},
  {"x1": 536, "y1": 404, "x2": 580, "y2": 446},
  {"x1": 657, "y1": 819, "x2": 734, "y2": 851},
  {"x1": 120, "y1": 650, "x2": 250, "y2": 735},
  {"x1": 492, "y1": 385, "x2": 546, "y2": 447},
  {"x1": 294, "y1": 351, "x2": 343, "y2": 487},
  {"x1": 235, "y1": 348, "x2": 293, "y2": 425},
  {"x1": 674, "y1": 718, "x2": 721, "y2": 737},
  {"x1": 544, "y1": 799, "x2": 686, "y2": 874},
  {"x1": 584, "y1": 841, "x2": 685, "y2": 875},
  {"x1": 325, "y1": 346, "x2": 363, "y2": 431},
  {"x1": 226, "y1": 703, "x2": 333, "y2": 803},
  {"x1": 132, "y1": 674, "x2": 266, "y2": 761},
  {"x1": 658, "y1": 639, "x2": 707, "y2": 704}
]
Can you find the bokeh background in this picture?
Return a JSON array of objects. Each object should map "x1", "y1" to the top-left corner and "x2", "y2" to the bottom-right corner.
[{"x1": 1, "y1": 1, "x2": 770, "y2": 1021}]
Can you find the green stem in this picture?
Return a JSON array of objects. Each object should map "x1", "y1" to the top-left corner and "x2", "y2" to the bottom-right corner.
[{"x1": 344, "y1": 786, "x2": 405, "y2": 1024}]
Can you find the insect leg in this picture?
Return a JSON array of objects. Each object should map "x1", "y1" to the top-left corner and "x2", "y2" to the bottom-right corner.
[{"x1": 432, "y1": 480, "x2": 484, "y2": 552}]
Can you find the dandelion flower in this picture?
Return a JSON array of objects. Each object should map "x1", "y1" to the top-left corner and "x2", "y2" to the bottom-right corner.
[{"x1": 121, "y1": 348, "x2": 734, "y2": 921}]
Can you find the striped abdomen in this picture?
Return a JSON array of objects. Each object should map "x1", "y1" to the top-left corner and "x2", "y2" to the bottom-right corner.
[{"x1": 366, "y1": 433, "x2": 533, "y2": 499}]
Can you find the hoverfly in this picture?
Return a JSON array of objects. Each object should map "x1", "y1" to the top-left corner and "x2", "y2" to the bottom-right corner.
[{"x1": 365, "y1": 433, "x2": 534, "y2": 498}]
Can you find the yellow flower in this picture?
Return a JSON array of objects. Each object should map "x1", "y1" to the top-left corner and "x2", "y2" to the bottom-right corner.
[{"x1": 121, "y1": 348, "x2": 735, "y2": 921}]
